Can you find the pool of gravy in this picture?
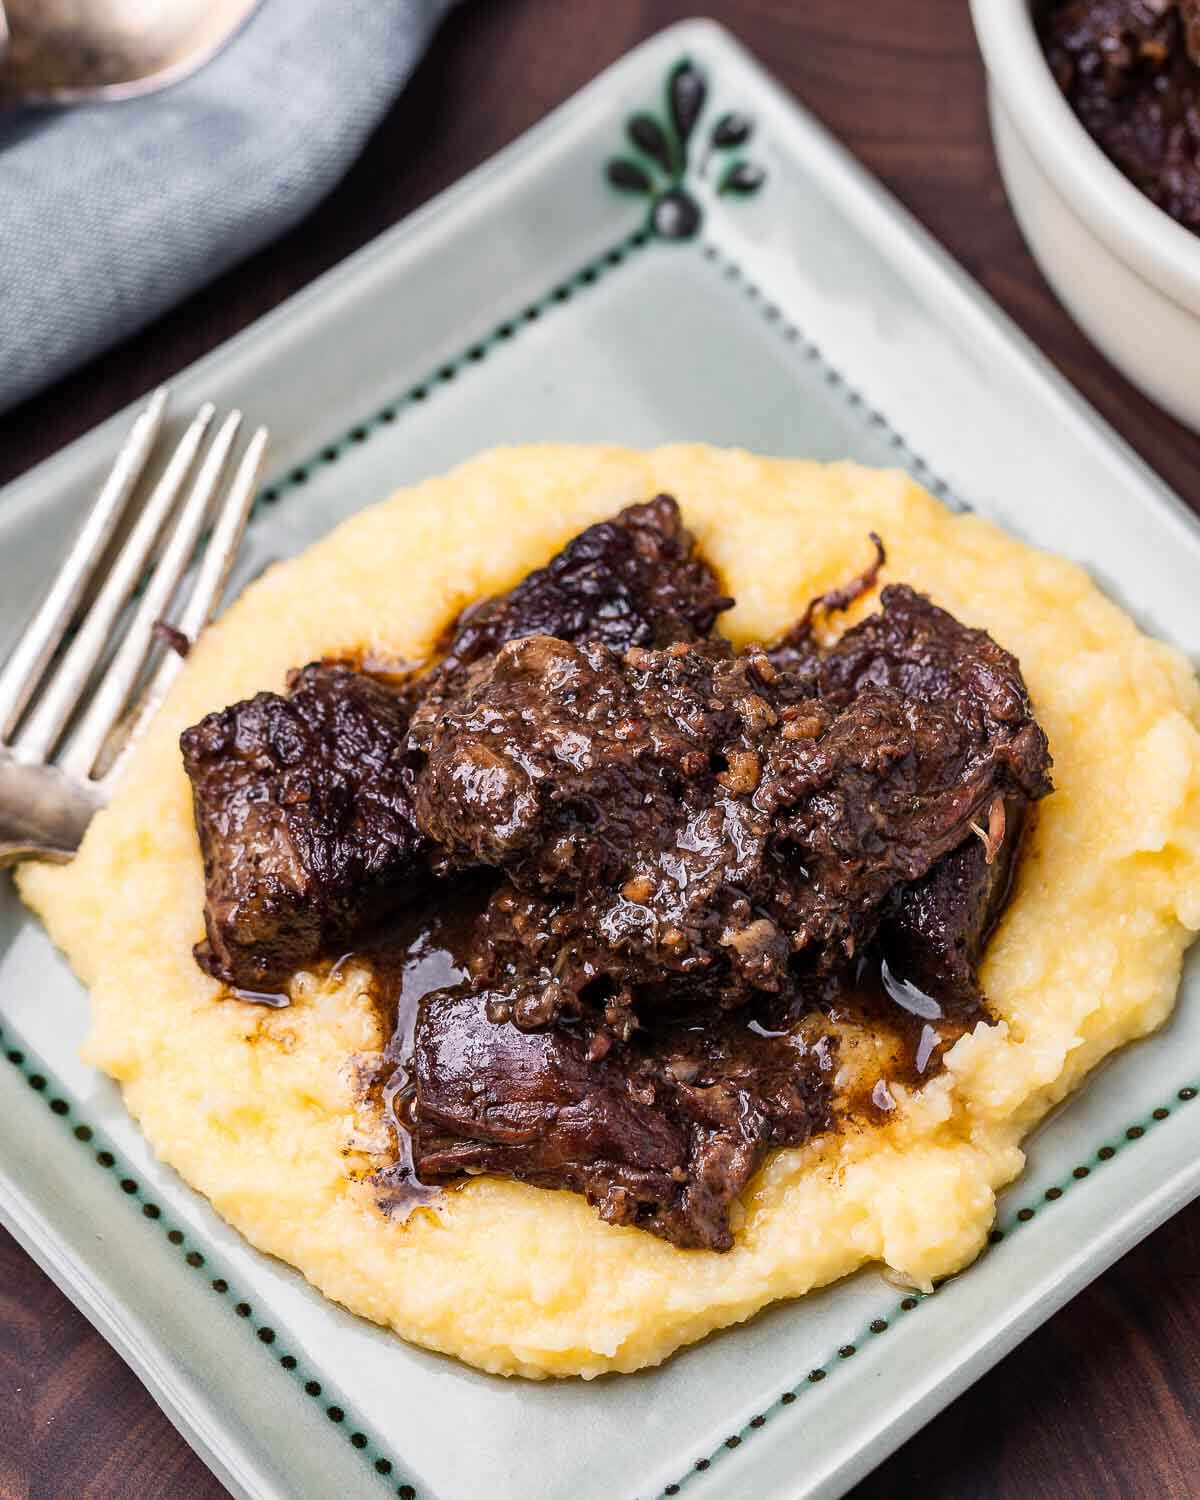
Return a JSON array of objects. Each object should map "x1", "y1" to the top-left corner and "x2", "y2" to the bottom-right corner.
[{"x1": 324, "y1": 879, "x2": 983, "y2": 1220}]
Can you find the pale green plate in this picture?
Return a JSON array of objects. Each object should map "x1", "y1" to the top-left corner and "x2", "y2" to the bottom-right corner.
[{"x1": 1, "y1": 20, "x2": 1198, "y2": 1500}]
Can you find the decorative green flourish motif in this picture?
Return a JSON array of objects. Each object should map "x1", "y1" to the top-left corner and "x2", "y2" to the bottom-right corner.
[{"x1": 605, "y1": 58, "x2": 767, "y2": 240}]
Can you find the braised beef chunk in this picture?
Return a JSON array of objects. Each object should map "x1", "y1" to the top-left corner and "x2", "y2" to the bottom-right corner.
[
  {"x1": 409, "y1": 634, "x2": 788, "y2": 1009},
  {"x1": 767, "y1": 587, "x2": 1050, "y2": 952},
  {"x1": 434, "y1": 494, "x2": 731, "y2": 677},
  {"x1": 412, "y1": 985, "x2": 831, "y2": 1251},
  {"x1": 814, "y1": 585, "x2": 1050, "y2": 758},
  {"x1": 765, "y1": 580, "x2": 1051, "y2": 1004},
  {"x1": 413, "y1": 988, "x2": 690, "y2": 1230},
  {"x1": 408, "y1": 591, "x2": 1051, "y2": 1018},
  {"x1": 761, "y1": 689, "x2": 1034, "y2": 972},
  {"x1": 464, "y1": 879, "x2": 755, "y2": 1036},
  {"x1": 409, "y1": 634, "x2": 796, "y2": 1026},
  {"x1": 879, "y1": 796, "x2": 1028, "y2": 1019},
  {"x1": 181, "y1": 663, "x2": 424, "y2": 991},
  {"x1": 792, "y1": 584, "x2": 1051, "y2": 1003},
  {"x1": 404, "y1": 561, "x2": 1051, "y2": 1251}
]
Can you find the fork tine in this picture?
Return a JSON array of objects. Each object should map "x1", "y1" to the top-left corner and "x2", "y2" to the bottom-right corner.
[
  {"x1": 97, "y1": 426, "x2": 269, "y2": 788},
  {"x1": 11, "y1": 402, "x2": 215, "y2": 765},
  {"x1": 59, "y1": 412, "x2": 248, "y2": 783},
  {"x1": 0, "y1": 387, "x2": 168, "y2": 741},
  {"x1": 171, "y1": 427, "x2": 268, "y2": 648}
]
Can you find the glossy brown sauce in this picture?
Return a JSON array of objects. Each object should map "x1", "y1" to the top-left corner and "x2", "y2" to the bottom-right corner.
[
  {"x1": 336, "y1": 883, "x2": 982, "y2": 1217},
  {"x1": 355, "y1": 881, "x2": 491, "y2": 1217}
]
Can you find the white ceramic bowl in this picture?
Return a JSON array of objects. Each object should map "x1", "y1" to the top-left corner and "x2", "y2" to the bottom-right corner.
[{"x1": 970, "y1": 0, "x2": 1200, "y2": 432}]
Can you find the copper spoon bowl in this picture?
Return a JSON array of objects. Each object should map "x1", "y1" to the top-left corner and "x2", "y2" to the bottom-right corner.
[{"x1": 0, "y1": 0, "x2": 263, "y2": 108}]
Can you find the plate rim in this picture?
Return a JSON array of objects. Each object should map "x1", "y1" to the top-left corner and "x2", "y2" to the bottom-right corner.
[{"x1": 1, "y1": 15, "x2": 1198, "y2": 1500}]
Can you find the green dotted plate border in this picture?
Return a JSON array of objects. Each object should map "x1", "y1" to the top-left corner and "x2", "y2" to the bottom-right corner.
[
  {"x1": 0, "y1": 1020, "x2": 417, "y2": 1498},
  {"x1": 247, "y1": 226, "x2": 965, "y2": 523},
  {"x1": 651, "y1": 1087, "x2": 1197, "y2": 1497},
  {"x1": 2, "y1": 220, "x2": 1192, "y2": 1499}
]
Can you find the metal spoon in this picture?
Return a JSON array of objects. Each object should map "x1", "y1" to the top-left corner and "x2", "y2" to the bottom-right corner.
[{"x1": 0, "y1": 0, "x2": 263, "y2": 109}]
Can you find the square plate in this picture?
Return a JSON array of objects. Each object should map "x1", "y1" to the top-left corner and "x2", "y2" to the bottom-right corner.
[{"x1": 2, "y1": 19, "x2": 1198, "y2": 1500}]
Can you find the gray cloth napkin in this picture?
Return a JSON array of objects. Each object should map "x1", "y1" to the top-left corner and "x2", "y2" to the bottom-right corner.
[{"x1": 0, "y1": 0, "x2": 451, "y2": 413}]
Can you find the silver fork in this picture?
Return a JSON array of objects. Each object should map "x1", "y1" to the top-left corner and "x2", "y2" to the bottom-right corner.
[{"x1": 0, "y1": 389, "x2": 268, "y2": 867}]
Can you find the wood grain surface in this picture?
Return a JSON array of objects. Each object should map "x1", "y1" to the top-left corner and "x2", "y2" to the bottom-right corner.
[{"x1": 2, "y1": 3, "x2": 1200, "y2": 1497}]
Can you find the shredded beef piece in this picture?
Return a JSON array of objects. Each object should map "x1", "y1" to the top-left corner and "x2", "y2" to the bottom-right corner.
[
  {"x1": 181, "y1": 663, "x2": 424, "y2": 991},
  {"x1": 410, "y1": 631, "x2": 790, "y2": 1020},
  {"x1": 1187, "y1": 0, "x2": 1200, "y2": 62},
  {"x1": 408, "y1": 589, "x2": 1051, "y2": 1022},
  {"x1": 778, "y1": 583, "x2": 1051, "y2": 1005},
  {"x1": 462, "y1": 880, "x2": 744, "y2": 1037},
  {"x1": 812, "y1": 584, "x2": 1053, "y2": 759},
  {"x1": 432, "y1": 494, "x2": 731, "y2": 679},
  {"x1": 879, "y1": 796, "x2": 1029, "y2": 1018},
  {"x1": 760, "y1": 587, "x2": 1051, "y2": 970},
  {"x1": 760, "y1": 688, "x2": 1032, "y2": 970},
  {"x1": 1040, "y1": 0, "x2": 1200, "y2": 233},
  {"x1": 765, "y1": 532, "x2": 886, "y2": 687},
  {"x1": 411, "y1": 984, "x2": 831, "y2": 1251},
  {"x1": 414, "y1": 633, "x2": 765, "y2": 888}
]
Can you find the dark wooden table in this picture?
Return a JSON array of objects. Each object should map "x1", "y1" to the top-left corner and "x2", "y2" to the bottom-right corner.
[{"x1": 2, "y1": 3, "x2": 1199, "y2": 1497}]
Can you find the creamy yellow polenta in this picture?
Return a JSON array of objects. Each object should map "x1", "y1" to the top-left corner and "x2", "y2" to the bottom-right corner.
[{"x1": 18, "y1": 445, "x2": 1200, "y2": 1379}]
